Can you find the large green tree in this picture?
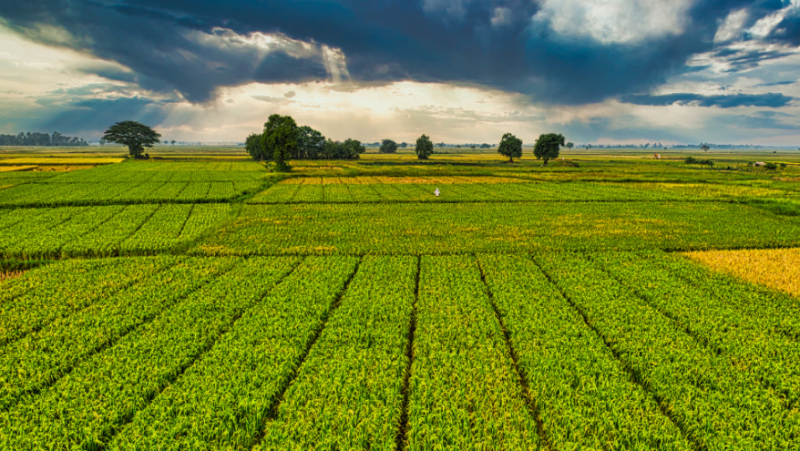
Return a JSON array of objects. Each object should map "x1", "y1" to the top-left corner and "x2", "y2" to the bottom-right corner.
[
  {"x1": 380, "y1": 139, "x2": 398, "y2": 154},
  {"x1": 533, "y1": 133, "x2": 565, "y2": 166},
  {"x1": 261, "y1": 114, "x2": 298, "y2": 172},
  {"x1": 497, "y1": 133, "x2": 523, "y2": 162},
  {"x1": 416, "y1": 134, "x2": 433, "y2": 160},
  {"x1": 102, "y1": 121, "x2": 161, "y2": 158},
  {"x1": 297, "y1": 126, "x2": 325, "y2": 159}
]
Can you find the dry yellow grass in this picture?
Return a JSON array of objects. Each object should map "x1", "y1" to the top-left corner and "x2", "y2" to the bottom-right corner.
[
  {"x1": 0, "y1": 166, "x2": 37, "y2": 172},
  {"x1": 0, "y1": 157, "x2": 123, "y2": 165},
  {"x1": 684, "y1": 248, "x2": 800, "y2": 297}
]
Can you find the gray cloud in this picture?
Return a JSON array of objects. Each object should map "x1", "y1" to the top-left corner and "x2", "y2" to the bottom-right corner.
[{"x1": 619, "y1": 92, "x2": 793, "y2": 108}]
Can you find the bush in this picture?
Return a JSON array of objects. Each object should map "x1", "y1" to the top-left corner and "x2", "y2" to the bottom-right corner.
[{"x1": 685, "y1": 156, "x2": 713, "y2": 166}]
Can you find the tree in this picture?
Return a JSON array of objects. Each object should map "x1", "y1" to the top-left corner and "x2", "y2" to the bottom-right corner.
[
  {"x1": 261, "y1": 114, "x2": 298, "y2": 172},
  {"x1": 497, "y1": 133, "x2": 523, "y2": 162},
  {"x1": 566, "y1": 142, "x2": 574, "y2": 149},
  {"x1": 533, "y1": 133, "x2": 565, "y2": 166},
  {"x1": 380, "y1": 139, "x2": 398, "y2": 154},
  {"x1": 416, "y1": 134, "x2": 433, "y2": 160},
  {"x1": 245, "y1": 133, "x2": 267, "y2": 160},
  {"x1": 171, "y1": 140, "x2": 176, "y2": 146},
  {"x1": 399, "y1": 142, "x2": 408, "y2": 149},
  {"x1": 471, "y1": 145, "x2": 476, "y2": 151},
  {"x1": 102, "y1": 121, "x2": 161, "y2": 158},
  {"x1": 297, "y1": 126, "x2": 325, "y2": 159},
  {"x1": 342, "y1": 139, "x2": 366, "y2": 159},
  {"x1": 323, "y1": 139, "x2": 342, "y2": 159},
  {"x1": 480, "y1": 143, "x2": 491, "y2": 149},
  {"x1": 701, "y1": 144, "x2": 710, "y2": 152}
]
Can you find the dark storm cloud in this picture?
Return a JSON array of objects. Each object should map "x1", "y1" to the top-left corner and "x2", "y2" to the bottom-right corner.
[
  {"x1": 0, "y1": 0, "x2": 798, "y2": 105},
  {"x1": 36, "y1": 96, "x2": 171, "y2": 133},
  {"x1": 619, "y1": 92, "x2": 793, "y2": 108}
]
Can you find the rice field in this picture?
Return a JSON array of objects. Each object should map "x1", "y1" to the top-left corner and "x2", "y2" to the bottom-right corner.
[{"x1": 0, "y1": 150, "x2": 798, "y2": 450}]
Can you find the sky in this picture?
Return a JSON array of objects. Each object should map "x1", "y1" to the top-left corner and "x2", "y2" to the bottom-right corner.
[{"x1": 1, "y1": 0, "x2": 800, "y2": 145}]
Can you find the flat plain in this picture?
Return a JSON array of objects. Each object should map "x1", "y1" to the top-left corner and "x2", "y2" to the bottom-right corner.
[{"x1": 1, "y1": 147, "x2": 799, "y2": 450}]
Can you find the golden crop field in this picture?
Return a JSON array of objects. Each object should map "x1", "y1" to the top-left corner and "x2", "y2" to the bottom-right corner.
[{"x1": 684, "y1": 248, "x2": 800, "y2": 297}]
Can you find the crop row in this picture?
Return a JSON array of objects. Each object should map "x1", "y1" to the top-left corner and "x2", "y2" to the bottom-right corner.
[
  {"x1": 0, "y1": 204, "x2": 231, "y2": 259},
  {"x1": 109, "y1": 256, "x2": 359, "y2": 450},
  {"x1": 197, "y1": 202, "x2": 800, "y2": 256},
  {"x1": 0, "y1": 256, "x2": 300, "y2": 449},
  {"x1": 477, "y1": 254, "x2": 690, "y2": 449},
  {"x1": 0, "y1": 256, "x2": 235, "y2": 410},
  {"x1": 0, "y1": 181, "x2": 263, "y2": 207},
  {"x1": 45, "y1": 161, "x2": 267, "y2": 183},
  {"x1": 535, "y1": 252, "x2": 800, "y2": 449},
  {"x1": 256, "y1": 255, "x2": 416, "y2": 450},
  {"x1": 407, "y1": 255, "x2": 540, "y2": 448}
]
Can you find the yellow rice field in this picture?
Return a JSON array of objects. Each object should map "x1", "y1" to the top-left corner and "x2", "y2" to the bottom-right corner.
[{"x1": 684, "y1": 248, "x2": 800, "y2": 297}]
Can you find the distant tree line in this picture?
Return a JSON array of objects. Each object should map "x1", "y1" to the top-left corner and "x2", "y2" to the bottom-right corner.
[
  {"x1": 245, "y1": 114, "x2": 365, "y2": 171},
  {"x1": 0, "y1": 132, "x2": 88, "y2": 147}
]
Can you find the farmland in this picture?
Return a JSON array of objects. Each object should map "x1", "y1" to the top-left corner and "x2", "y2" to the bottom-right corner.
[{"x1": 0, "y1": 148, "x2": 799, "y2": 449}]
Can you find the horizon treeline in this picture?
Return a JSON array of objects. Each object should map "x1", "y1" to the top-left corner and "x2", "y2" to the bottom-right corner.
[{"x1": 0, "y1": 131, "x2": 88, "y2": 147}]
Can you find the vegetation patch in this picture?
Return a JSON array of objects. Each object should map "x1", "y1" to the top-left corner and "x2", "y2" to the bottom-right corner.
[{"x1": 684, "y1": 247, "x2": 800, "y2": 298}]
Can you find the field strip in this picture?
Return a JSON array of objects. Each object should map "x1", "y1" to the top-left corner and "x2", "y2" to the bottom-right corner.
[
  {"x1": 118, "y1": 204, "x2": 194, "y2": 254},
  {"x1": 251, "y1": 256, "x2": 415, "y2": 450},
  {"x1": 534, "y1": 252, "x2": 800, "y2": 449},
  {"x1": 57, "y1": 205, "x2": 159, "y2": 257},
  {"x1": 405, "y1": 255, "x2": 540, "y2": 448},
  {"x1": 0, "y1": 207, "x2": 88, "y2": 256},
  {"x1": 592, "y1": 251, "x2": 800, "y2": 407},
  {"x1": 51, "y1": 205, "x2": 128, "y2": 256},
  {"x1": 479, "y1": 254, "x2": 690, "y2": 449},
  {"x1": 0, "y1": 207, "x2": 51, "y2": 232},
  {"x1": 0, "y1": 256, "x2": 301, "y2": 449},
  {"x1": 0, "y1": 257, "x2": 236, "y2": 411},
  {"x1": 0, "y1": 257, "x2": 173, "y2": 349},
  {"x1": 396, "y1": 256, "x2": 419, "y2": 451},
  {"x1": 477, "y1": 256, "x2": 552, "y2": 450},
  {"x1": 106, "y1": 256, "x2": 359, "y2": 450}
]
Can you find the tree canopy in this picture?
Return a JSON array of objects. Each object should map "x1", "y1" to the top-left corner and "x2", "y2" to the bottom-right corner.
[
  {"x1": 245, "y1": 133, "x2": 267, "y2": 160},
  {"x1": 297, "y1": 126, "x2": 325, "y2": 159},
  {"x1": 533, "y1": 133, "x2": 565, "y2": 166},
  {"x1": 101, "y1": 121, "x2": 161, "y2": 158},
  {"x1": 261, "y1": 114, "x2": 298, "y2": 172},
  {"x1": 380, "y1": 139, "x2": 398, "y2": 154},
  {"x1": 416, "y1": 134, "x2": 434, "y2": 160},
  {"x1": 244, "y1": 115, "x2": 363, "y2": 163},
  {"x1": 497, "y1": 133, "x2": 523, "y2": 162}
]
